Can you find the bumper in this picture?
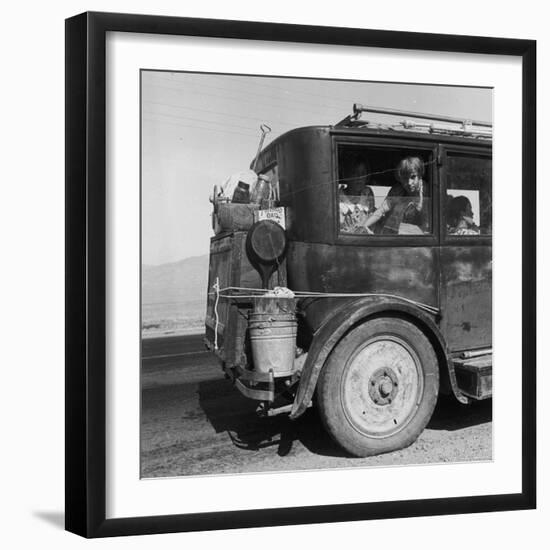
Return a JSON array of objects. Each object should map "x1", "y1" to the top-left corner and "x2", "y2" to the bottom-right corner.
[
  {"x1": 226, "y1": 365, "x2": 275, "y2": 402},
  {"x1": 453, "y1": 354, "x2": 492, "y2": 400}
]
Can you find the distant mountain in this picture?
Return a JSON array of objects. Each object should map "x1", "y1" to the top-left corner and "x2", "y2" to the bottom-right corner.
[
  {"x1": 142, "y1": 254, "x2": 209, "y2": 305},
  {"x1": 142, "y1": 255, "x2": 209, "y2": 331}
]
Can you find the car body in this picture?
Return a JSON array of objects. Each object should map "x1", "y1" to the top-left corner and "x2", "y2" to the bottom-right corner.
[{"x1": 205, "y1": 106, "x2": 492, "y2": 457}]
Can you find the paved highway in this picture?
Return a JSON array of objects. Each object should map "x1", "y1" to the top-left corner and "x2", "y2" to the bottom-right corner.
[{"x1": 141, "y1": 334, "x2": 492, "y2": 478}]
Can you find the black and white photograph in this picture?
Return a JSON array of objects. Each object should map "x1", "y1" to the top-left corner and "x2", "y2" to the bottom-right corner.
[
  {"x1": 1, "y1": 1, "x2": 538, "y2": 545},
  {"x1": 140, "y1": 71, "x2": 493, "y2": 478}
]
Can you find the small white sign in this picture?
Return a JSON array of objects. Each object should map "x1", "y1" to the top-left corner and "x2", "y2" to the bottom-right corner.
[{"x1": 255, "y1": 207, "x2": 286, "y2": 229}]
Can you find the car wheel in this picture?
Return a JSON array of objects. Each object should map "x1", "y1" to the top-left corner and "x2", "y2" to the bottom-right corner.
[{"x1": 316, "y1": 317, "x2": 439, "y2": 457}]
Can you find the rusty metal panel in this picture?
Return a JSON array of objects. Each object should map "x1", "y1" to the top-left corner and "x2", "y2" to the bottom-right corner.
[
  {"x1": 440, "y1": 245, "x2": 492, "y2": 352},
  {"x1": 287, "y1": 241, "x2": 439, "y2": 334},
  {"x1": 276, "y1": 128, "x2": 334, "y2": 245},
  {"x1": 205, "y1": 231, "x2": 287, "y2": 367}
]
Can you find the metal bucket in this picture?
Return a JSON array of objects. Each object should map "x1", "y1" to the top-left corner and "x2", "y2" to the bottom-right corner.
[{"x1": 248, "y1": 312, "x2": 297, "y2": 376}]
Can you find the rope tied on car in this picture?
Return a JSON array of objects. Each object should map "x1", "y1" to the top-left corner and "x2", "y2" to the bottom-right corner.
[
  {"x1": 209, "y1": 284, "x2": 440, "y2": 318},
  {"x1": 213, "y1": 277, "x2": 220, "y2": 350}
]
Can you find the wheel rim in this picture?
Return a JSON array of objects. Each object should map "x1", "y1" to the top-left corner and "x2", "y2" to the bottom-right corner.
[{"x1": 340, "y1": 334, "x2": 424, "y2": 438}]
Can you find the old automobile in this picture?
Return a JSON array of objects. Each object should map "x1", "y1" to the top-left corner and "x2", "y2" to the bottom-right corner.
[{"x1": 205, "y1": 104, "x2": 492, "y2": 457}]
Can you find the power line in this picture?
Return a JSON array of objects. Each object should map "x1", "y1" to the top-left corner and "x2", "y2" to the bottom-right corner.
[
  {"x1": 219, "y1": 74, "x2": 355, "y2": 111},
  {"x1": 144, "y1": 99, "x2": 300, "y2": 128},
  {"x1": 143, "y1": 117, "x2": 259, "y2": 139},
  {"x1": 142, "y1": 116, "x2": 261, "y2": 139},
  {"x1": 145, "y1": 81, "x2": 344, "y2": 120},
  {"x1": 143, "y1": 109, "x2": 265, "y2": 134},
  {"x1": 153, "y1": 74, "x2": 345, "y2": 111}
]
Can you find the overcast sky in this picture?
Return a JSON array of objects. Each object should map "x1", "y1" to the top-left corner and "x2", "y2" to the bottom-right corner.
[{"x1": 141, "y1": 71, "x2": 492, "y2": 265}]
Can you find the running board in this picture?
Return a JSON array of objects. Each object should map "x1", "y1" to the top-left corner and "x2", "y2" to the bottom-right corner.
[{"x1": 453, "y1": 354, "x2": 492, "y2": 400}]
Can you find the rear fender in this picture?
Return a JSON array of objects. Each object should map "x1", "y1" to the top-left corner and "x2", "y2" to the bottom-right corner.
[{"x1": 289, "y1": 296, "x2": 467, "y2": 419}]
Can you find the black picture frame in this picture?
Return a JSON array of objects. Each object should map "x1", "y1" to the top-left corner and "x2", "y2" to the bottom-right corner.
[{"x1": 65, "y1": 11, "x2": 536, "y2": 538}]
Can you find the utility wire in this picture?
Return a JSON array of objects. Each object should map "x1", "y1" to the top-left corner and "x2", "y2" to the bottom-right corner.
[
  {"x1": 144, "y1": 99, "x2": 301, "y2": 128},
  {"x1": 143, "y1": 109, "x2": 265, "y2": 134},
  {"x1": 219, "y1": 75, "x2": 356, "y2": 111},
  {"x1": 153, "y1": 75, "x2": 347, "y2": 112},
  {"x1": 142, "y1": 116, "x2": 259, "y2": 139},
  {"x1": 145, "y1": 82, "x2": 344, "y2": 120}
]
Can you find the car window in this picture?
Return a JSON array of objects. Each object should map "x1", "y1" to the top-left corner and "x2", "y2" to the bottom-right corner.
[
  {"x1": 445, "y1": 153, "x2": 492, "y2": 237},
  {"x1": 260, "y1": 164, "x2": 279, "y2": 201},
  {"x1": 337, "y1": 145, "x2": 432, "y2": 236}
]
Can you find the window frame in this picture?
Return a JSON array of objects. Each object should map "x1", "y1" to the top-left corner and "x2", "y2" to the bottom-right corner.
[
  {"x1": 332, "y1": 134, "x2": 439, "y2": 247},
  {"x1": 440, "y1": 144, "x2": 493, "y2": 247}
]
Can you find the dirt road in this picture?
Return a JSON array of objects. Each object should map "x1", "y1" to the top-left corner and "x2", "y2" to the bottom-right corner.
[{"x1": 141, "y1": 334, "x2": 492, "y2": 478}]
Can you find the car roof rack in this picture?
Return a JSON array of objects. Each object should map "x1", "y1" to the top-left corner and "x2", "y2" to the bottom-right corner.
[{"x1": 336, "y1": 103, "x2": 492, "y2": 139}]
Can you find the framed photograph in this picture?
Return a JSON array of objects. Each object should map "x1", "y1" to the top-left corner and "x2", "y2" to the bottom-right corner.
[{"x1": 65, "y1": 11, "x2": 536, "y2": 538}]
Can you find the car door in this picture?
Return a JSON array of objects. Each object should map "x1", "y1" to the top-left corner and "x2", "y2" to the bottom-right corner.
[{"x1": 439, "y1": 145, "x2": 492, "y2": 352}]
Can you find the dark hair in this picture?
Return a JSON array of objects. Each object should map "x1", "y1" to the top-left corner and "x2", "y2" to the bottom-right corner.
[
  {"x1": 447, "y1": 195, "x2": 472, "y2": 227},
  {"x1": 343, "y1": 158, "x2": 371, "y2": 195},
  {"x1": 396, "y1": 156, "x2": 424, "y2": 184},
  {"x1": 347, "y1": 159, "x2": 371, "y2": 182}
]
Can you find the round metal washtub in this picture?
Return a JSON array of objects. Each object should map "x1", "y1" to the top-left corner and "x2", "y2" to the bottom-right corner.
[{"x1": 248, "y1": 312, "x2": 297, "y2": 376}]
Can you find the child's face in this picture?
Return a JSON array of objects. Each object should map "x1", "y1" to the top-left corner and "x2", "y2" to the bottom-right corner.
[
  {"x1": 347, "y1": 165, "x2": 369, "y2": 195},
  {"x1": 462, "y1": 204, "x2": 474, "y2": 223},
  {"x1": 347, "y1": 179, "x2": 365, "y2": 195},
  {"x1": 455, "y1": 201, "x2": 475, "y2": 226},
  {"x1": 403, "y1": 170, "x2": 422, "y2": 193}
]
